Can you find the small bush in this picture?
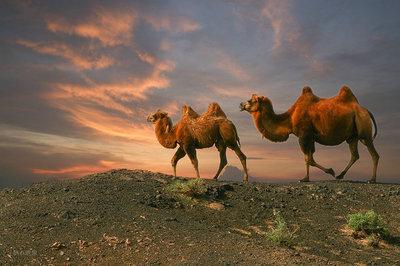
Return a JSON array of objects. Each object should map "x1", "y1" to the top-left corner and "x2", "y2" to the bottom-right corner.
[
  {"x1": 166, "y1": 178, "x2": 208, "y2": 197},
  {"x1": 266, "y1": 210, "x2": 296, "y2": 247},
  {"x1": 347, "y1": 210, "x2": 389, "y2": 239}
]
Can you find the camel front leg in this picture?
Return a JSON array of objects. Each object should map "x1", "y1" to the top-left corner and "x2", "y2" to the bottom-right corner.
[
  {"x1": 299, "y1": 138, "x2": 313, "y2": 182},
  {"x1": 299, "y1": 138, "x2": 334, "y2": 182},
  {"x1": 336, "y1": 139, "x2": 359, "y2": 180},
  {"x1": 171, "y1": 147, "x2": 186, "y2": 177},
  {"x1": 213, "y1": 144, "x2": 227, "y2": 180},
  {"x1": 307, "y1": 153, "x2": 335, "y2": 177},
  {"x1": 184, "y1": 145, "x2": 200, "y2": 178}
]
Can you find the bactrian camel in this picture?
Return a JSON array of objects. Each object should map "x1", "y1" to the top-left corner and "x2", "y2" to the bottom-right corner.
[
  {"x1": 239, "y1": 85, "x2": 379, "y2": 183},
  {"x1": 147, "y1": 103, "x2": 249, "y2": 181}
]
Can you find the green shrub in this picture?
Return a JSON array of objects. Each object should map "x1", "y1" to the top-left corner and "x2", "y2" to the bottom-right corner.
[
  {"x1": 266, "y1": 210, "x2": 296, "y2": 247},
  {"x1": 347, "y1": 210, "x2": 389, "y2": 239},
  {"x1": 166, "y1": 178, "x2": 208, "y2": 198}
]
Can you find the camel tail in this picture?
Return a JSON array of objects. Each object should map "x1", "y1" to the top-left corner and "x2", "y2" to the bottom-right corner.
[{"x1": 368, "y1": 110, "x2": 378, "y2": 140}]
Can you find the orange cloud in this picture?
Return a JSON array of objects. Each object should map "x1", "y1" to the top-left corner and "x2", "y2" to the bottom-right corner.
[
  {"x1": 16, "y1": 39, "x2": 114, "y2": 70},
  {"x1": 46, "y1": 51, "x2": 174, "y2": 118},
  {"x1": 44, "y1": 54, "x2": 176, "y2": 141},
  {"x1": 32, "y1": 160, "x2": 129, "y2": 178},
  {"x1": 48, "y1": 83, "x2": 135, "y2": 116},
  {"x1": 57, "y1": 105, "x2": 155, "y2": 142},
  {"x1": 46, "y1": 8, "x2": 136, "y2": 46},
  {"x1": 143, "y1": 14, "x2": 200, "y2": 33}
]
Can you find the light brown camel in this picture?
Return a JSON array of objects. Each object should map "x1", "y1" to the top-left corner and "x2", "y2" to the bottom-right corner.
[
  {"x1": 239, "y1": 85, "x2": 379, "y2": 183},
  {"x1": 147, "y1": 103, "x2": 249, "y2": 181}
]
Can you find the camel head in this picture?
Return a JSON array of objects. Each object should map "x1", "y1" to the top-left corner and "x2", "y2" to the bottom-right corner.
[
  {"x1": 240, "y1": 94, "x2": 268, "y2": 113},
  {"x1": 146, "y1": 109, "x2": 169, "y2": 124}
]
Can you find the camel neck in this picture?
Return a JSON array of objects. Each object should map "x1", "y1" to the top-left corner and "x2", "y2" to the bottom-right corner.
[
  {"x1": 252, "y1": 103, "x2": 292, "y2": 142},
  {"x1": 155, "y1": 118, "x2": 177, "y2": 149}
]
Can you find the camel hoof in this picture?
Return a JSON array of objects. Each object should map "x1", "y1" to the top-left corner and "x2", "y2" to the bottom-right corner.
[
  {"x1": 326, "y1": 168, "x2": 335, "y2": 177},
  {"x1": 336, "y1": 173, "x2": 344, "y2": 180},
  {"x1": 367, "y1": 179, "x2": 376, "y2": 184},
  {"x1": 299, "y1": 177, "x2": 309, "y2": 182},
  {"x1": 212, "y1": 176, "x2": 218, "y2": 180}
]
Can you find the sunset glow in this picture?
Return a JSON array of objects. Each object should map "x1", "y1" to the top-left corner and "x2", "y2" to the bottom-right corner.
[{"x1": 1, "y1": 0, "x2": 399, "y2": 187}]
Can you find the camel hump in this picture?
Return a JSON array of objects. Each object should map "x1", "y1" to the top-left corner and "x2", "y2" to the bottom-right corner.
[
  {"x1": 205, "y1": 102, "x2": 227, "y2": 117},
  {"x1": 182, "y1": 105, "x2": 199, "y2": 118},
  {"x1": 302, "y1": 86, "x2": 313, "y2": 95},
  {"x1": 337, "y1": 85, "x2": 358, "y2": 103}
]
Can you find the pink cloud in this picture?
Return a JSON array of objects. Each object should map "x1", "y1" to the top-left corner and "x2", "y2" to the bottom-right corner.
[
  {"x1": 16, "y1": 39, "x2": 114, "y2": 70},
  {"x1": 209, "y1": 85, "x2": 257, "y2": 98},
  {"x1": 143, "y1": 14, "x2": 201, "y2": 33},
  {"x1": 215, "y1": 50, "x2": 251, "y2": 81}
]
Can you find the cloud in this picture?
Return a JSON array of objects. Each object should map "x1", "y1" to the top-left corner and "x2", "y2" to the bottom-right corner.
[
  {"x1": 50, "y1": 105, "x2": 155, "y2": 142},
  {"x1": 215, "y1": 50, "x2": 251, "y2": 81},
  {"x1": 16, "y1": 39, "x2": 115, "y2": 70},
  {"x1": 45, "y1": 50, "x2": 175, "y2": 121},
  {"x1": 209, "y1": 85, "x2": 256, "y2": 99},
  {"x1": 261, "y1": 0, "x2": 291, "y2": 51},
  {"x1": 261, "y1": 0, "x2": 330, "y2": 73},
  {"x1": 32, "y1": 160, "x2": 128, "y2": 178},
  {"x1": 143, "y1": 14, "x2": 201, "y2": 33},
  {"x1": 15, "y1": 4, "x2": 179, "y2": 146},
  {"x1": 44, "y1": 62, "x2": 176, "y2": 141},
  {"x1": 46, "y1": 8, "x2": 136, "y2": 46}
]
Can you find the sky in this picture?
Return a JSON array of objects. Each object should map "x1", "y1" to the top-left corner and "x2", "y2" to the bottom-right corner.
[{"x1": 1, "y1": 0, "x2": 400, "y2": 187}]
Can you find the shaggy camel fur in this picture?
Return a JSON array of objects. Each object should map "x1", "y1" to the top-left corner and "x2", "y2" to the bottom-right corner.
[
  {"x1": 240, "y1": 85, "x2": 379, "y2": 182},
  {"x1": 147, "y1": 103, "x2": 249, "y2": 181}
]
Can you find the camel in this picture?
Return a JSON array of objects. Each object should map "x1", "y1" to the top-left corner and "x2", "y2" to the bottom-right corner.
[
  {"x1": 239, "y1": 85, "x2": 379, "y2": 183},
  {"x1": 147, "y1": 103, "x2": 249, "y2": 181}
]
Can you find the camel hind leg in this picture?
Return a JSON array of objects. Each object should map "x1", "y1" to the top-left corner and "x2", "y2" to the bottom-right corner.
[
  {"x1": 362, "y1": 140, "x2": 379, "y2": 183},
  {"x1": 355, "y1": 107, "x2": 379, "y2": 182},
  {"x1": 219, "y1": 121, "x2": 248, "y2": 182},
  {"x1": 336, "y1": 139, "x2": 359, "y2": 180},
  {"x1": 213, "y1": 142, "x2": 227, "y2": 180},
  {"x1": 227, "y1": 143, "x2": 248, "y2": 182},
  {"x1": 171, "y1": 147, "x2": 186, "y2": 177}
]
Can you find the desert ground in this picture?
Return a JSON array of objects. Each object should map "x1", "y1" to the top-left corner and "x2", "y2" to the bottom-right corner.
[{"x1": 1, "y1": 169, "x2": 399, "y2": 265}]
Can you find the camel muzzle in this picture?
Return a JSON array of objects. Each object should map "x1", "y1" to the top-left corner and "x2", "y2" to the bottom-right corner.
[
  {"x1": 146, "y1": 115, "x2": 155, "y2": 123},
  {"x1": 239, "y1": 102, "x2": 246, "y2": 111}
]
